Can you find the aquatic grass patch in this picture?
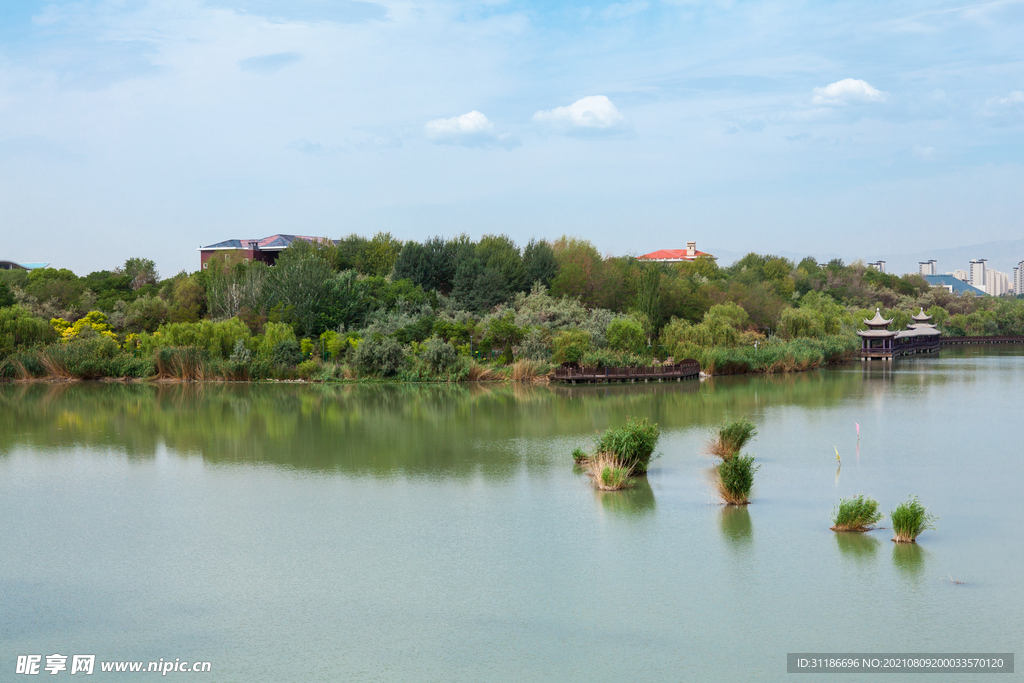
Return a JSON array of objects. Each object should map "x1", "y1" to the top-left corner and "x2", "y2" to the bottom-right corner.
[
  {"x1": 154, "y1": 346, "x2": 210, "y2": 380},
  {"x1": 831, "y1": 495, "x2": 883, "y2": 532},
  {"x1": 36, "y1": 338, "x2": 153, "y2": 380},
  {"x1": 715, "y1": 454, "x2": 759, "y2": 505},
  {"x1": 705, "y1": 418, "x2": 757, "y2": 460},
  {"x1": 467, "y1": 361, "x2": 498, "y2": 381},
  {"x1": 890, "y1": 496, "x2": 937, "y2": 543},
  {"x1": 571, "y1": 447, "x2": 589, "y2": 464},
  {"x1": 585, "y1": 453, "x2": 634, "y2": 491},
  {"x1": 688, "y1": 335, "x2": 859, "y2": 376},
  {"x1": 594, "y1": 416, "x2": 660, "y2": 474},
  {"x1": 510, "y1": 359, "x2": 543, "y2": 381}
]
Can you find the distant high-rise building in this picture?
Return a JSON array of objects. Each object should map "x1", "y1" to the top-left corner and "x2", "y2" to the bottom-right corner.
[
  {"x1": 952, "y1": 269, "x2": 969, "y2": 282},
  {"x1": 868, "y1": 261, "x2": 886, "y2": 273},
  {"x1": 969, "y1": 259, "x2": 987, "y2": 289},
  {"x1": 1015, "y1": 261, "x2": 1024, "y2": 295},
  {"x1": 987, "y1": 270, "x2": 1010, "y2": 297},
  {"x1": 919, "y1": 260, "x2": 937, "y2": 276}
]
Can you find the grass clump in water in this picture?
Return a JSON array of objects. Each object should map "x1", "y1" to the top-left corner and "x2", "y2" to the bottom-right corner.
[
  {"x1": 715, "y1": 454, "x2": 759, "y2": 505},
  {"x1": 587, "y1": 453, "x2": 634, "y2": 491},
  {"x1": 571, "y1": 447, "x2": 589, "y2": 464},
  {"x1": 594, "y1": 417, "x2": 660, "y2": 474},
  {"x1": 831, "y1": 495, "x2": 883, "y2": 532},
  {"x1": 706, "y1": 418, "x2": 757, "y2": 460},
  {"x1": 890, "y1": 496, "x2": 937, "y2": 543}
]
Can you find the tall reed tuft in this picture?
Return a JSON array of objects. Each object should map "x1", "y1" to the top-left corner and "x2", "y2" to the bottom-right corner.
[
  {"x1": 890, "y1": 496, "x2": 937, "y2": 543},
  {"x1": 715, "y1": 454, "x2": 759, "y2": 505},
  {"x1": 831, "y1": 495, "x2": 883, "y2": 532},
  {"x1": 586, "y1": 453, "x2": 634, "y2": 491},
  {"x1": 705, "y1": 418, "x2": 757, "y2": 460},
  {"x1": 154, "y1": 346, "x2": 209, "y2": 381},
  {"x1": 467, "y1": 361, "x2": 498, "y2": 381},
  {"x1": 594, "y1": 416, "x2": 661, "y2": 474},
  {"x1": 510, "y1": 359, "x2": 542, "y2": 381}
]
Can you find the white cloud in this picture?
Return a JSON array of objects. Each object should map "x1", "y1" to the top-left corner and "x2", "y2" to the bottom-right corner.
[
  {"x1": 986, "y1": 91, "x2": 1024, "y2": 107},
  {"x1": 424, "y1": 111, "x2": 517, "y2": 148},
  {"x1": 532, "y1": 95, "x2": 625, "y2": 132},
  {"x1": 812, "y1": 79, "x2": 887, "y2": 106}
]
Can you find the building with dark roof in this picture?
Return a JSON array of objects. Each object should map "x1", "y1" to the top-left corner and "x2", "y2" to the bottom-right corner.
[
  {"x1": 637, "y1": 241, "x2": 714, "y2": 263},
  {"x1": 198, "y1": 235, "x2": 332, "y2": 269}
]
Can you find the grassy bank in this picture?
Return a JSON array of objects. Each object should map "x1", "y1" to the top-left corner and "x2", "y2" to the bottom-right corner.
[{"x1": 679, "y1": 334, "x2": 859, "y2": 376}]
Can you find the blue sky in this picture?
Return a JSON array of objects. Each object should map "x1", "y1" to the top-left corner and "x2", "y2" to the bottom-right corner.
[{"x1": 1, "y1": 0, "x2": 1023, "y2": 275}]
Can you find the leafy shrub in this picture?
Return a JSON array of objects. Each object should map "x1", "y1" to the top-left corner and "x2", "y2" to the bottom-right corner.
[
  {"x1": 297, "y1": 359, "x2": 322, "y2": 380},
  {"x1": 354, "y1": 335, "x2": 407, "y2": 377},
  {"x1": 716, "y1": 454, "x2": 759, "y2": 505},
  {"x1": 420, "y1": 336, "x2": 459, "y2": 374},
  {"x1": 0, "y1": 305, "x2": 56, "y2": 356},
  {"x1": 142, "y1": 318, "x2": 251, "y2": 359},
  {"x1": 257, "y1": 322, "x2": 297, "y2": 358},
  {"x1": 551, "y1": 329, "x2": 591, "y2": 364},
  {"x1": 595, "y1": 417, "x2": 660, "y2": 474},
  {"x1": 516, "y1": 327, "x2": 551, "y2": 361},
  {"x1": 606, "y1": 317, "x2": 646, "y2": 354},
  {"x1": 890, "y1": 496, "x2": 937, "y2": 543},
  {"x1": 228, "y1": 338, "x2": 252, "y2": 364},
  {"x1": 831, "y1": 495, "x2": 883, "y2": 532},
  {"x1": 270, "y1": 339, "x2": 303, "y2": 368}
]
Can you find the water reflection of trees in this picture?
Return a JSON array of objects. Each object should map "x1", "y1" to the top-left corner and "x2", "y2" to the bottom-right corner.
[
  {"x1": 719, "y1": 505, "x2": 753, "y2": 547},
  {"x1": 892, "y1": 543, "x2": 927, "y2": 582},
  {"x1": 595, "y1": 476, "x2": 656, "y2": 517},
  {"x1": 0, "y1": 367, "x2": 947, "y2": 478},
  {"x1": 834, "y1": 531, "x2": 880, "y2": 562}
]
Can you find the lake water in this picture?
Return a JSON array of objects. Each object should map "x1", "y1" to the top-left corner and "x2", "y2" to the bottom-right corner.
[{"x1": 2, "y1": 346, "x2": 1022, "y2": 682}]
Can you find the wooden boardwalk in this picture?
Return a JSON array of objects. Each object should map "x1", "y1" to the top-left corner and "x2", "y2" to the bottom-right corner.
[
  {"x1": 553, "y1": 360, "x2": 700, "y2": 384},
  {"x1": 940, "y1": 336, "x2": 1024, "y2": 345}
]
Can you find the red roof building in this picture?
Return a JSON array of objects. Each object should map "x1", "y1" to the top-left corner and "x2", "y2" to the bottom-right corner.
[{"x1": 638, "y1": 241, "x2": 714, "y2": 263}]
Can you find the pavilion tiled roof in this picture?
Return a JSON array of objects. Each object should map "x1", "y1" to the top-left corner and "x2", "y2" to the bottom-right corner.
[{"x1": 639, "y1": 248, "x2": 713, "y2": 261}]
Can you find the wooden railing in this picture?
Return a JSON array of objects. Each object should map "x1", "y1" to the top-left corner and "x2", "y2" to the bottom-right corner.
[
  {"x1": 553, "y1": 360, "x2": 700, "y2": 383},
  {"x1": 940, "y1": 336, "x2": 1024, "y2": 345}
]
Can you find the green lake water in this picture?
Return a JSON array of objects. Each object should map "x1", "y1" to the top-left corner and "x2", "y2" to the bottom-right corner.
[{"x1": 2, "y1": 346, "x2": 1022, "y2": 682}]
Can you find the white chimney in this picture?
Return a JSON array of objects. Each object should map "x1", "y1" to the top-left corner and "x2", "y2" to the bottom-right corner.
[{"x1": 687, "y1": 241, "x2": 696, "y2": 258}]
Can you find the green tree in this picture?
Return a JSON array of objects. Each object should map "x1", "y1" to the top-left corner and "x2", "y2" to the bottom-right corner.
[
  {"x1": 523, "y1": 239, "x2": 558, "y2": 288},
  {"x1": 358, "y1": 232, "x2": 402, "y2": 277},
  {"x1": 263, "y1": 241, "x2": 335, "y2": 336},
  {"x1": 122, "y1": 257, "x2": 159, "y2": 290}
]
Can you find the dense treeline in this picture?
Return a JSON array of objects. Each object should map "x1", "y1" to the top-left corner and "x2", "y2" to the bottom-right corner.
[{"x1": 2, "y1": 233, "x2": 1023, "y2": 381}]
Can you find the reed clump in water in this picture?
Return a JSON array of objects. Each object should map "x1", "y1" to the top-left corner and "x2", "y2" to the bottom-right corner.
[
  {"x1": 715, "y1": 454, "x2": 760, "y2": 505},
  {"x1": 705, "y1": 418, "x2": 757, "y2": 460},
  {"x1": 890, "y1": 496, "x2": 937, "y2": 543},
  {"x1": 594, "y1": 417, "x2": 661, "y2": 475},
  {"x1": 571, "y1": 417, "x2": 661, "y2": 490},
  {"x1": 586, "y1": 453, "x2": 634, "y2": 491},
  {"x1": 831, "y1": 495, "x2": 883, "y2": 532}
]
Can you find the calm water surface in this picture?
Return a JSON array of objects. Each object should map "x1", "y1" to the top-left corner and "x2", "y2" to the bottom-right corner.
[{"x1": 2, "y1": 346, "x2": 1022, "y2": 682}]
